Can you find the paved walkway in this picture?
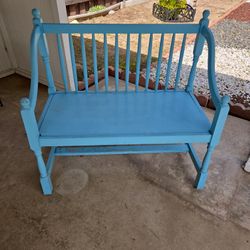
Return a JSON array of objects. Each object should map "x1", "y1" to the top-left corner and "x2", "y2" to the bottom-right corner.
[{"x1": 0, "y1": 74, "x2": 250, "y2": 248}]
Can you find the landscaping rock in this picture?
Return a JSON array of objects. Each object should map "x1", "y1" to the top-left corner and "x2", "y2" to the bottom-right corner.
[{"x1": 108, "y1": 10, "x2": 115, "y2": 15}]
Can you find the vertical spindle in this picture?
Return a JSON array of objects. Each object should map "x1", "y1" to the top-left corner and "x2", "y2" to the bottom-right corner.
[
  {"x1": 125, "y1": 34, "x2": 130, "y2": 92},
  {"x1": 135, "y1": 34, "x2": 142, "y2": 92},
  {"x1": 68, "y1": 33, "x2": 78, "y2": 91},
  {"x1": 155, "y1": 33, "x2": 165, "y2": 91},
  {"x1": 92, "y1": 34, "x2": 98, "y2": 91},
  {"x1": 145, "y1": 34, "x2": 153, "y2": 91},
  {"x1": 115, "y1": 33, "x2": 119, "y2": 91},
  {"x1": 104, "y1": 33, "x2": 109, "y2": 91},
  {"x1": 165, "y1": 34, "x2": 175, "y2": 90},
  {"x1": 174, "y1": 34, "x2": 187, "y2": 89},
  {"x1": 80, "y1": 34, "x2": 89, "y2": 92},
  {"x1": 33, "y1": 8, "x2": 56, "y2": 94},
  {"x1": 56, "y1": 34, "x2": 68, "y2": 92}
]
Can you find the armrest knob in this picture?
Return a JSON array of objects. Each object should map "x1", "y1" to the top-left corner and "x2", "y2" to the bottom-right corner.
[{"x1": 20, "y1": 98, "x2": 31, "y2": 110}]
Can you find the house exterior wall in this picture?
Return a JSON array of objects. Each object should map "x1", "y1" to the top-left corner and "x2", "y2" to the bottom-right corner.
[
  {"x1": 0, "y1": 12, "x2": 14, "y2": 77},
  {"x1": 0, "y1": 0, "x2": 68, "y2": 88}
]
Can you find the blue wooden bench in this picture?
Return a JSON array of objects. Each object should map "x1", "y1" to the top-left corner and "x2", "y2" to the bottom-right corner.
[{"x1": 20, "y1": 9, "x2": 230, "y2": 195}]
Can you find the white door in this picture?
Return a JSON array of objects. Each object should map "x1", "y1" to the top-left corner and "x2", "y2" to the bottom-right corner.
[
  {"x1": 0, "y1": 33, "x2": 12, "y2": 77},
  {"x1": 0, "y1": 12, "x2": 15, "y2": 78}
]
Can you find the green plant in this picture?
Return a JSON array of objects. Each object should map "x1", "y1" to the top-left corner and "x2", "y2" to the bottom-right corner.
[
  {"x1": 88, "y1": 5, "x2": 106, "y2": 13},
  {"x1": 159, "y1": 0, "x2": 186, "y2": 10}
]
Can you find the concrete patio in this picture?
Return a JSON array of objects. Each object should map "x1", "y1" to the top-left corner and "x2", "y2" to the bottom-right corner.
[{"x1": 0, "y1": 74, "x2": 250, "y2": 249}]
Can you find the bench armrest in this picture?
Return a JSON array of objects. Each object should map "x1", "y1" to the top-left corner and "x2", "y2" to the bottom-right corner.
[
  {"x1": 20, "y1": 23, "x2": 41, "y2": 150},
  {"x1": 27, "y1": 25, "x2": 42, "y2": 110},
  {"x1": 201, "y1": 27, "x2": 230, "y2": 145},
  {"x1": 201, "y1": 26, "x2": 230, "y2": 110}
]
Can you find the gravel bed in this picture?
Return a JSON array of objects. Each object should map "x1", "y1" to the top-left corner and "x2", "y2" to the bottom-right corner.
[
  {"x1": 144, "y1": 19, "x2": 250, "y2": 107},
  {"x1": 213, "y1": 20, "x2": 250, "y2": 50}
]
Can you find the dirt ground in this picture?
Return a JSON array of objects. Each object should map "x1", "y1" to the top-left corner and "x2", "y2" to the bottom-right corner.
[
  {"x1": 226, "y1": 2, "x2": 250, "y2": 21},
  {"x1": 72, "y1": 0, "x2": 242, "y2": 77},
  {"x1": 80, "y1": 0, "x2": 242, "y2": 24}
]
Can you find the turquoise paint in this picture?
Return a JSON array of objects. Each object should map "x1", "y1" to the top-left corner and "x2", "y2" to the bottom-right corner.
[
  {"x1": 80, "y1": 34, "x2": 89, "y2": 92},
  {"x1": 56, "y1": 34, "x2": 68, "y2": 91},
  {"x1": 125, "y1": 34, "x2": 130, "y2": 91},
  {"x1": 20, "y1": 9, "x2": 230, "y2": 195},
  {"x1": 174, "y1": 34, "x2": 187, "y2": 89},
  {"x1": 165, "y1": 34, "x2": 175, "y2": 90},
  {"x1": 155, "y1": 33, "x2": 164, "y2": 90},
  {"x1": 135, "y1": 34, "x2": 142, "y2": 92},
  {"x1": 69, "y1": 34, "x2": 78, "y2": 91},
  {"x1": 145, "y1": 34, "x2": 153, "y2": 91}
]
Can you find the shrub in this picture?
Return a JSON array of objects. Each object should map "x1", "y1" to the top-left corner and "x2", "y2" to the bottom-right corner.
[
  {"x1": 159, "y1": 0, "x2": 187, "y2": 10},
  {"x1": 88, "y1": 5, "x2": 106, "y2": 13}
]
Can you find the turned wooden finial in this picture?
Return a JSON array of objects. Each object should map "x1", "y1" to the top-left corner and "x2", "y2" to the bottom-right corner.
[
  {"x1": 32, "y1": 8, "x2": 41, "y2": 25},
  {"x1": 20, "y1": 98, "x2": 30, "y2": 110},
  {"x1": 202, "y1": 9, "x2": 210, "y2": 19}
]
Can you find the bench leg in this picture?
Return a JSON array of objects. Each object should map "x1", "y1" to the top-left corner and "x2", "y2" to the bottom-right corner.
[
  {"x1": 194, "y1": 145, "x2": 215, "y2": 189},
  {"x1": 34, "y1": 150, "x2": 53, "y2": 195}
]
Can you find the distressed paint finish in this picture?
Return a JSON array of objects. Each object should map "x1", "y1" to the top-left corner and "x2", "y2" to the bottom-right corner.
[{"x1": 20, "y1": 9, "x2": 230, "y2": 195}]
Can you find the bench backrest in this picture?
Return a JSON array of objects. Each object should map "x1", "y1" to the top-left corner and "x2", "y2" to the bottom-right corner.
[{"x1": 29, "y1": 9, "x2": 219, "y2": 108}]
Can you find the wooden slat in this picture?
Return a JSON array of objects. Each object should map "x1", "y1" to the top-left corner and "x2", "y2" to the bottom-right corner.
[
  {"x1": 55, "y1": 144, "x2": 189, "y2": 156},
  {"x1": 68, "y1": 33, "x2": 78, "y2": 91},
  {"x1": 145, "y1": 34, "x2": 153, "y2": 91},
  {"x1": 80, "y1": 34, "x2": 89, "y2": 92},
  {"x1": 104, "y1": 33, "x2": 109, "y2": 91},
  {"x1": 165, "y1": 34, "x2": 175, "y2": 90},
  {"x1": 43, "y1": 24, "x2": 200, "y2": 34},
  {"x1": 92, "y1": 33, "x2": 98, "y2": 91},
  {"x1": 174, "y1": 34, "x2": 187, "y2": 89},
  {"x1": 39, "y1": 32, "x2": 56, "y2": 94},
  {"x1": 115, "y1": 33, "x2": 119, "y2": 91},
  {"x1": 41, "y1": 134, "x2": 212, "y2": 147},
  {"x1": 125, "y1": 34, "x2": 130, "y2": 91},
  {"x1": 155, "y1": 33, "x2": 165, "y2": 90},
  {"x1": 56, "y1": 34, "x2": 68, "y2": 91},
  {"x1": 135, "y1": 34, "x2": 142, "y2": 92}
]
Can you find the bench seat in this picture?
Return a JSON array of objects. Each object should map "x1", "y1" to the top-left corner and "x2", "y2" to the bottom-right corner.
[{"x1": 38, "y1": 91, "x2": 212, "y2": 146}]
